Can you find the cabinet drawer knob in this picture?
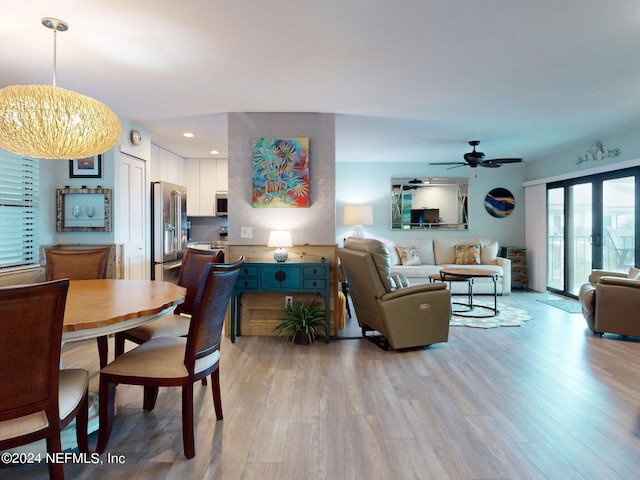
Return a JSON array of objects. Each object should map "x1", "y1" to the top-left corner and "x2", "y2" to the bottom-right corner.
[{"x1": 275, "y1": 270, "x2": 286, "y2": 282}]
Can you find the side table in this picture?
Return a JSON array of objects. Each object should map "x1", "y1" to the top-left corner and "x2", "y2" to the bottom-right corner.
[{"x1": 230, "y1": 261, "x2": 331, "y2": 343}]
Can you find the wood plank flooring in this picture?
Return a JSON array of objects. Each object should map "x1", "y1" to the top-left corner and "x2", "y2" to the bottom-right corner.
[{"x1": 4, "y1": 290, "x2": 640, "y2": 479}]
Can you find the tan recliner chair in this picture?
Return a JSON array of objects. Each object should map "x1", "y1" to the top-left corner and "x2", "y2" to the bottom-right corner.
[
  {"x1": 578, "y1": 269, "x2": 640, "y2": 337},
  {"x1": 338, "y1": 237, "x2": 451, "y2": 350}
]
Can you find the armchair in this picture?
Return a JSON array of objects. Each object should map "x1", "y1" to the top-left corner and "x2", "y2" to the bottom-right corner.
[
  {"x1": 578, "y1": 269, "x2": 640, "y2": 337},
  {"x1": 338, "y1": 238, "x2": 451, "y2": 350}
]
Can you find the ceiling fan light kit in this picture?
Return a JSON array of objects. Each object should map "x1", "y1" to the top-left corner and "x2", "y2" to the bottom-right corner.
[
  {"x1": 0, "y1": 17, "x2": 121, "y2": 160},
  {"x1": 429, "y1": 141, "x2": 524, "y2": 169}
]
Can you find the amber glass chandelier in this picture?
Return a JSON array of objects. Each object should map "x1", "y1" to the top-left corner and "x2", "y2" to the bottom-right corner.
[{"x1": 0, "y1": 18, "x2": 121, "y2": 160}]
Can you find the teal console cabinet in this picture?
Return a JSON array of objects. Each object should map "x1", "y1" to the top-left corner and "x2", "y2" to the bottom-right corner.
[{"x1": 230, "y1": 261, "x2": 331, "y2": 343}]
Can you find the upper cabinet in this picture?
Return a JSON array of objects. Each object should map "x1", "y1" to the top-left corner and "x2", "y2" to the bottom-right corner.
[
  {"x1": 184, "y1": 159, "x2": 228, "y2": 216},
  {"x1": 150, "y1": 144, "x2": 184, "y2": 185}
]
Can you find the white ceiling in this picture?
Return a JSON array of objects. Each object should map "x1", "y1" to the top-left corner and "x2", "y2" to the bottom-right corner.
[{"x1": 3, "y1": 1, "x2": 640, "y2": 164}]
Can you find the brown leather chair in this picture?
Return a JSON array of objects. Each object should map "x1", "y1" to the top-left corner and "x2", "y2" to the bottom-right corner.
[
  {"x1": 338, "y1": 238, "x2": 451, "y2": 350},
  {"x1": 579, "y1": 269, "x2": 640, "y2": 337},
  {"x1": 45, "y1": 246, "x2": 112, "y2": 367},
  {"x1": 114, "y1": 247, "x2": 224, "y2": 358},
  {"x1": 96, "y1": 257, "x2": 244, "y2": 459},
  {"x1": 0, "y1": 279, "x2": 89, "y2": 480}
]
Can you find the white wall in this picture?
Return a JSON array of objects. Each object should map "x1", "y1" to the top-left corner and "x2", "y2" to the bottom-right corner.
[
  {"x1": 336, "y1": 161, "x2": 527, "y2": 247},
  {"x1": 227, "y1": 113, "x2": 336, "y2": 246}
]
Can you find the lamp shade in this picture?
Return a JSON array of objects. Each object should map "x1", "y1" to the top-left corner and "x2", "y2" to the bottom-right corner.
[
  {"x1": 343, "y1": 205, "x2": 374, "y2": 226},
  {"x1": 267, "y1": 230, "x2": 293, "y2": 248},
  {"x1": 0, "y1": 85, "x2": 122, "y2": 160}
]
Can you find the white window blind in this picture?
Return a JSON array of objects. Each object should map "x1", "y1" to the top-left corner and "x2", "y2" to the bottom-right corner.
[{"x1": 0, "y1": 154, "x2": 39, "y2": 270}]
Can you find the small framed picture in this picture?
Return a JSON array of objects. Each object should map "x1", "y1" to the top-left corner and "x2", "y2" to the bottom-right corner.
[{"x1": 69, "y1": 155, "x2": 102, "y2": 178}]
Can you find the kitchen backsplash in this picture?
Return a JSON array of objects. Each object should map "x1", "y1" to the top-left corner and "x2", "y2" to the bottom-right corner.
[{"x1": 187, "y1": 216, "x2": 228, "y2": 243}]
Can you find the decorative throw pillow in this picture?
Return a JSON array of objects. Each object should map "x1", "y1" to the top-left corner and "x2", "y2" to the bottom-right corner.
[
  {"x1": 396, "y1": 246, "x2": 421, "y2": 266},
  {"x1": 454, "y1": 244, "x2": 481, "y2": 265},
  {"x1": 628, "y1": 267, "x2": 640, "y2": 280}
]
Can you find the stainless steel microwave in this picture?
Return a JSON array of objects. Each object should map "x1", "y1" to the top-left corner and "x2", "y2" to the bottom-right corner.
[{"x1": 215, "y1": 193, "x2": 228, "y2": 216}]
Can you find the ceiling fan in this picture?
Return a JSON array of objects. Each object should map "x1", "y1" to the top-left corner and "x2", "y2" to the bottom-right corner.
[{"x1": 429, "y1": 141, "x2": 523, "y2": 169}]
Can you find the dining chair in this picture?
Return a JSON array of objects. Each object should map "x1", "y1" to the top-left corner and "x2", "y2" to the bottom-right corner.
[
  {"x1": 96, "y1": 257, "x2": 244, "y2": 459},
  {"x1": 0, "y1": 279, "x2": 89, "y2": 480},
  {"x1": 44, "y1": 246, "x2": 111, "y2": 368},
  {"x1": 44, "y1": 246, "x2": 111, "y2": 281},
  {"x1": 113, "y1": 248, "x2": 224, "y2": 358}
]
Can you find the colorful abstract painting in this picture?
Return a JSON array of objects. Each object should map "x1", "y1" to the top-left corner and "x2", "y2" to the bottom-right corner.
[{"x1": 252, "y1": 137, "x2": 310, "y2": 208}]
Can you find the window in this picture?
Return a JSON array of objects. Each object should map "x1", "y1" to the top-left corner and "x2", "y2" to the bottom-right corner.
[{"x1": 0, "y1": 153, "x2": 39, "y2": 270}]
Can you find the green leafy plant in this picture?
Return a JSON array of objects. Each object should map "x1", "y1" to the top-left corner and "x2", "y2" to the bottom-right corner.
[{"x1": 273, "y1": 299, "x2": 326, "y2": 344}]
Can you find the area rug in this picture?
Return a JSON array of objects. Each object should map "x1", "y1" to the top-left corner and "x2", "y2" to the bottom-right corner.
[
  {"x1": 536, "y1": 298, "x2": 583, "y2": 314},
  {"x1": 450, "y1": 299, "x2": 532, "y2": 328}
]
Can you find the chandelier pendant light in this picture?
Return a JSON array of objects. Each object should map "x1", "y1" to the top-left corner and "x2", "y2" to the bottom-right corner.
[{"x1": 0, "y1": 17, "x2": 121, "y2": 160}]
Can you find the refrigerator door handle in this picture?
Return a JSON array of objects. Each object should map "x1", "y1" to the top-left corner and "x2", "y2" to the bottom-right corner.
[{"x1": 170, "y1": 189, "x2": 182, "y2": 253}]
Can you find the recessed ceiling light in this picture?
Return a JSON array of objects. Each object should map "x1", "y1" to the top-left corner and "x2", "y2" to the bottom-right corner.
[
  {"x1": 183, "y1": 132, "x2": 194, "y2": 138},
  {"x1": 210, "y1": 150, "x2": 219, "y2": 155}
]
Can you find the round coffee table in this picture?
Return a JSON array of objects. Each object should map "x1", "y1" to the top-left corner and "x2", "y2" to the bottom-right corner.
[{"x1": 437, "y1": 267, "x2": 500, "y2": 317}]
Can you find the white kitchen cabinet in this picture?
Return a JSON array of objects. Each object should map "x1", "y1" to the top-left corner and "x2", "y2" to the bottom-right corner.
[
  {"x1": 184, "y1": 159, "x2": 200, "y2": 216},
  {"x1": 216, "y1": 159, "x2": 228, "y2": 192},
  {"x1": 184, "y1": 158, "x2": 226, "y2": 216},
  {"x1": 151, "y1": 144, "x2": 185, "y2": 185}
]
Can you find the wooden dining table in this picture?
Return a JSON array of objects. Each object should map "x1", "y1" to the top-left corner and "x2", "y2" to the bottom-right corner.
[
  {"x1": 58, "y1": 279, "x2": 186, "y2": 447},
  {"x1": 62, "y1": 278, "x2": 186, "y2": 342}
]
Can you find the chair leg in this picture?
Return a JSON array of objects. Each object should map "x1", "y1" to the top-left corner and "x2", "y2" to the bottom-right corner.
[
  {"x1": 182, "y1": 384, "x2": 195, "y2": 459},
  {"x1": 96, "y1": 377, "x2": 116, "y2": 454},
  {"x1": 75, "y1": 388, "x2": 90, "y2": 454},
  {"x1": 202, "y1": 377, "x2": 208, "y2": 386},
  {"x1": 46, "y1": 433, "x2": 64, "y2": 480},
  {"x1": 114, "y1": 333, "x2": 125, "y2": 358},
  {"x1": 211, "y1": 367, "x2": 223, "y2": 421},
  {"x1": 97, "y1": 335, "x2": 109, "y2": 369},
  {"x1": 143, "y1": 386, "x2": 159, "y2": 411}
]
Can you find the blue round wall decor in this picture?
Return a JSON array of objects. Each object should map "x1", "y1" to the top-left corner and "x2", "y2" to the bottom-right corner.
[{"x1": 484, "y1": 188, "x2": 515, "y2": 218}]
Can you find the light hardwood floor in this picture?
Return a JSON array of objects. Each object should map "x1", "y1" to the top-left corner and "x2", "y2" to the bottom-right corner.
[{"x1": 4, "y1": 290, "x2": 640, "y2": 479}]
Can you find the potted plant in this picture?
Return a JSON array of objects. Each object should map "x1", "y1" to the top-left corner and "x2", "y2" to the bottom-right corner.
[{"x1": 273, "y1": 299, "x2": 326, "y2": 344}]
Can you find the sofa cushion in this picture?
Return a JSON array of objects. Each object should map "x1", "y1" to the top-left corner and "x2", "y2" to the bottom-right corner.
[
  {"x1": 454, "y1": 244, "x2": 481, "y2": 265},
  {"x1": 396, "y1": 245, "x2": 421, "y2": 266},
  {"x1": 480, "y1": 240, "x2": 499, "y2": 264},
  {"x1": 380, "y1": 239, "x2": 401, "y2": 266}
]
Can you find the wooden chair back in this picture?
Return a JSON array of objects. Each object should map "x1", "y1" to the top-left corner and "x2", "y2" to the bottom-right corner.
[
  {"x1": 175, "y1": 247, "x2": 224, "y2": 315},
  {"x1": 0, "y1": 279, "x2": 69, "y2": 447},
  {"x1": 184, "y1": 257, "x2": 244, "y2": 372},
  {"x1": 45, "y1": 247, "x2": 111, "y2": 280}
]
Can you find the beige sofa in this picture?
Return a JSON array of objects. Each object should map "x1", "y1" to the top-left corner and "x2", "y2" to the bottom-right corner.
[{"x1": 380, "y1": 237, "x2": 511, "y2": 295}]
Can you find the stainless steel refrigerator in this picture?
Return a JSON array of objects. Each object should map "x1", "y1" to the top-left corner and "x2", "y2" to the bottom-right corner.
[{"x1": 151, "y1": 181, "x2": 187, "y2": 283}]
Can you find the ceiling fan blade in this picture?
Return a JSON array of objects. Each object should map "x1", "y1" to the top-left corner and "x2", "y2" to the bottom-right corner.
[
  {"x1": 428, "y1": 162, "x2": 467, "y2": 166},
  {"x1": 479, "y1": 161, "x2": 502, "y2": 168},
  {"x1": 485, "y1": 158, "x2": 523, "y2": 164}
]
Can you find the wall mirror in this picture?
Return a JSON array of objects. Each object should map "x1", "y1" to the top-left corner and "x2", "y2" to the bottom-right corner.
[
  {"x1": 391, "y1": 177, "x2": 468, "y2": 230},
  {"x1": 56, "y1": 187, "x2": 112, "y2": 232}
]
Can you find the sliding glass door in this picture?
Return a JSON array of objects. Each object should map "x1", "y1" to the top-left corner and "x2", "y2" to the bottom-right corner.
[{"x1": 547, "y1": 167, "x2": 638, "y2": 297}]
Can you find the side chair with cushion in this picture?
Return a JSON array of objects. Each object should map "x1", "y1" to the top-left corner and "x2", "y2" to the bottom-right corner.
[
  {"x1": 0, "y1": 279, "x2": 89, "y2": 480},
  {"x1": 578, "y1": 267, "x2": 640, "y2": 337},
  {"x1": 113, "y1": 247, "x2": 224, "y2": 358},
  {"x1": 96, "y1": 257, "x2": 244, "y2": 459},
  {"x1": 45, "y1": 246, "x2": 111, "y2": 368},
  {"x1": 338, "y1": 237, "x2": 451, "y2": 350},
  {"x1": 44, "y1": 246, "x2": 110, "y2": 281}
]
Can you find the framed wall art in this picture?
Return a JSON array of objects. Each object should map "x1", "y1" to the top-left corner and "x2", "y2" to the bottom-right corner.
[
  {"x1": 69, "y1": 154, "x2": 102, "y2": 178},
  {"x1": 56, "y1": 187, "x2": 111, "y2": 232},
  {"x1": 252, "y1": 137, "x2": 310, "y2": 208},
  {"x1": 484, "y1": 187, "x2": 515, "y2": 218}
]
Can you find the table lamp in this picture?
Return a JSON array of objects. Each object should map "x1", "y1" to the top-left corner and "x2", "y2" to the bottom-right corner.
[
  {"x1": 343, "y1": 205, "x2": 373, "y2": 238},
  {"x1": 267, "y1": 230, "x2": 293, "y2": 262}
]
